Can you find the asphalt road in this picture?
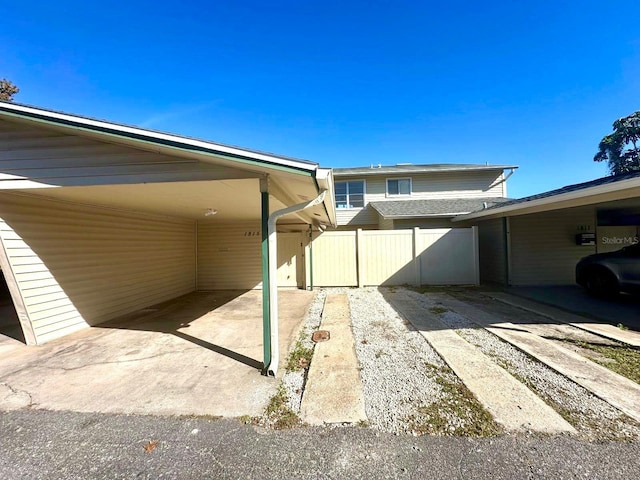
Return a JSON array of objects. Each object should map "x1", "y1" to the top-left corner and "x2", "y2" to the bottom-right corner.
[{"x1": 1, "y1": 410, "x2": 639, "y2": 479}]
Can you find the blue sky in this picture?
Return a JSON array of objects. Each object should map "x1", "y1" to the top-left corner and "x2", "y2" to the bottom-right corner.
[{"x1": 1, "y1": 1, "x2": 639, "y2": 198}]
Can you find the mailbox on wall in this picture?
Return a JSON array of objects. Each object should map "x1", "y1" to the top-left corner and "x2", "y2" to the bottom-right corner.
[{"x1": 575, "y1": 232, "x2": 596, "y2": 246}]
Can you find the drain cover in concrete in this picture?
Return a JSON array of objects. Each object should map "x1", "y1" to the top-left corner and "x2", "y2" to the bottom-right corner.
[{"x1": 312, "y1": 330, "x2": 330, "y2": 342}]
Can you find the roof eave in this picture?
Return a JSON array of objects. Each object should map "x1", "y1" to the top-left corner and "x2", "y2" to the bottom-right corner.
[
  {"x1": 453, "y1": 176, "x2": 640, "y2": 222},
  {"x1": 334, "y1": 165, "x2": 518, "y2": 177}
]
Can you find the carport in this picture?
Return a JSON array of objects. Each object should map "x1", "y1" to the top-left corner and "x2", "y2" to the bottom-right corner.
[
  {"x1": 0, "y1": 102, "x2": 336, "y2": 376},
  {"x1": 454, "y1": 172, "x2": 640, "y2": 286}
]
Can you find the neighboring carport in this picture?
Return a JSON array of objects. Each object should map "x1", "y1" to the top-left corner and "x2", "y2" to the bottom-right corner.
[
  {"x1": 0, "y1": 101, "x2": 336, "y2": 376},
  {"x1": 453, "y1": 172, "x2": 640, "y2": 287}
]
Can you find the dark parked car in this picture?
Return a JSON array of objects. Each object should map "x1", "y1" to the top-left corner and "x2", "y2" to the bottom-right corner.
[{"x1": 576, "y1": 243, "x2": 640, "y2": 296}]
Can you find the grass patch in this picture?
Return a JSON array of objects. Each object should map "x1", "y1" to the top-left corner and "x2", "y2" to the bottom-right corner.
[
  {"x1": 407, "y1": 364, "x2": 502, "y2": 437},
  {"x1": 265, "y1": 385, "x2": 300, "y2": 429},
  {"x1": 429, "y1": 306, "x2": 449, "y2": 315},
  {"x1": 237, "y1": 414, "x2": 254, "y2": 425},
  {"x1": 558, "y1": 338, "x2": 640, "y2": 384}
]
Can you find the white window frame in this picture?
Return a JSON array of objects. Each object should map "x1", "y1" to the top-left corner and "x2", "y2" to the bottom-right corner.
[
  {"x1": 334, "y1": 179, "x2": 366, "y2": 209},
  {"x1": 386, "y1": 177, "x2": 412, "y2": 197}
]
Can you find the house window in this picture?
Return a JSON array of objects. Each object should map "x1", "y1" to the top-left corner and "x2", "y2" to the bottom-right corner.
[
  {"x1": 387, "y1": 178, "x2": 411, "y2": 196},
  {"x1": 335, "y1": 180, "x2": 365, "y2": 209}
]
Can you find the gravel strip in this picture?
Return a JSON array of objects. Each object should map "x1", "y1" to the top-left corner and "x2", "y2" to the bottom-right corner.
[
  {"x1": 280, "y1": 289, "x2": 326, "y2": 413},
  {"x1": 348, "y1": 287, "x2": 446, "y2": 434},
  {"x1": 268, "y1": 286, "x2": 640, "y2": 440},
  {"x1": 401, "y1": 288, "x2": 640, "y2": 441}
]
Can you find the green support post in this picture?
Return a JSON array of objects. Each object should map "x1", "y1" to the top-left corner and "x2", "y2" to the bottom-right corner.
[
  {"x1": 308, "y1": 225, "x2": 314, "y2": 290},
  {"x1": 261, "y1": 188, "x2": 271, "y2": 374}
]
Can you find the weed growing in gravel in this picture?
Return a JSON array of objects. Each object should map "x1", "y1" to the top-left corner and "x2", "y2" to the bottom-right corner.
[
  {"x1": 558, "y1": 338, "x2": 640, "y2": 384},
  {"x1": 374, "y1": 349, "x2": 387, "y2": 359},
  {"x1": 407, "y1": 364, "x2": 502, "y2": 437},
  {"x1": 265, "y1": 385, "x2": 300, "y2": 429},
  {"x1": 285, "y1": 338, "x2": 314, "y2": 372}
]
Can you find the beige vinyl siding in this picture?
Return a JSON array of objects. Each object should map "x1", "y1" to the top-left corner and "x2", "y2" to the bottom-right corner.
[
  {"x1": 378, "y1": 217, "x2": 394, "y2": 230},
  {"x1": 478, "y1": 218, "x2": 507, "y2": 284},
  {"x1": 197, "y1": 221, "x2": 263, "y2": 290},
  {"x1": 335, "y1": 170, "x2": 505, "y2": 226},
  {"x1": 197, "y1": 223, "x2": 305, "y2": 289},
  {"x1": 509, "y1": 207, "x2": 596, "y2": 285},
  {"x1": 335, "y1": 205, "x2": 379, "y2": 227},
  {"x1": 0, "y1": 192, "x2": 195, "y2": 344},
  {"x1": 0, "y1": 119, "x2": 251, "y2": 188}
]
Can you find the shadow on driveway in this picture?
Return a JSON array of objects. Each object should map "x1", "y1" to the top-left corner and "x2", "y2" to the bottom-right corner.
[
  {"x1": 507, "y1": 286, "x2": 640, "y2": 332},
  {"x1": 0, "y1": 289, "x2": 313, "y2": 417}
]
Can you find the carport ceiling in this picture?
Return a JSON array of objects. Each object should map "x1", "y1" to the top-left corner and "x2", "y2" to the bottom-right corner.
[{"x1": 15, "y1": 179, "x2": 297, "y2": 221}]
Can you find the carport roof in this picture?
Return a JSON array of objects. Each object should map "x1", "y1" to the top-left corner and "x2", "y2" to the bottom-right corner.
[
  {"x1": 454, "y1": 170, "x2": 640, "y2": 221},
  {"x1": 0, "y1": 101, "x2": 337, "y2": 227},
  {"x1": 0, "y1": 101, "x2": 318, "y2": 176},
  {"x1": 370, "y1": 197, "x2": 510, "y2": 219}
]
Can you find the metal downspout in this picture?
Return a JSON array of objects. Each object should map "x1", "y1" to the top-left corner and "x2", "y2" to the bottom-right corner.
[{"x1": 264, "y1": 190, "x2": 327, "y2": 377}]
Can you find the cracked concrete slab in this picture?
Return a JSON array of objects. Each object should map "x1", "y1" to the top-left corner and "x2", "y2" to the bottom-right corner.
[
  {"x1": 0, "y1": 382, "x2": 32, "y2": 410},
  {"x1": 0, "y1": 290, "x2": 312, "y2": 417}
]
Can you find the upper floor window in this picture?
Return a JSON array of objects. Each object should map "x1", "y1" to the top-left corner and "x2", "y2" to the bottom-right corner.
[
  {"x1": 387, "y1": 178, "x2": 411, "y2": 196},
  {"x1": 335, "y1": 180, "x2": 365, "y2": 209}
]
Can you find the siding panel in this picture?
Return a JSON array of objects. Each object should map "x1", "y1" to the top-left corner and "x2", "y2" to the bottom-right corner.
[
  {"x1": 0, "y1": 192, "x2": 195, "y2": 344},
  {"x1": 510, "y1": 207, "x2": 596, "y2": 285},
  {"x1": 197, "y1": 222, "x2": 263, "y2": 290},
  {"x1": 0, "y1": 119, "x2": 252, "y2": 188},
  {"x1": 478, "y1": 218, "x2": 507, "y2": 284}
]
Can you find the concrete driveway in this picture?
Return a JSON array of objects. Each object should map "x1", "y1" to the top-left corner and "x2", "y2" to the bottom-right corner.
[
  {"x1": 508, "y1": 286, "x2": 640, "y2": 331},
  {"x1": 0, "y1": 289, "x2": 313, "y2": 417}
]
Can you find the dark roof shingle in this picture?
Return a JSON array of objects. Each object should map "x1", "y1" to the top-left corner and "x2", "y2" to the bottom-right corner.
[{"x1": 370, "y1": 197, "x2": 510, "y2": 218}]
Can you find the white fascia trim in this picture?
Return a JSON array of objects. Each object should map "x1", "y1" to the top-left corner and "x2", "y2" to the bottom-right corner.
[
  {"x1": 0, "y1": 102, "x2": 317, "y2": 173},
  {"x1": 452, "y1": 176, "x2": 640, "y2": 222}
]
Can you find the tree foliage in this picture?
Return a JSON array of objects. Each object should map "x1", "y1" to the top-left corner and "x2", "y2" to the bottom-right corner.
[
  {"x1": 0, "y1": 78, "x2": 19, "y2": 102},
  {"x1": 594, "y1": 111, "x2": 640, "y2": 175}
]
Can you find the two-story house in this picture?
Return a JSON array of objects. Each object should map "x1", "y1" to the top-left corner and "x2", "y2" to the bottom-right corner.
[{"x1": 333, "y1": 163, "x2": 517, "y2": 230}]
